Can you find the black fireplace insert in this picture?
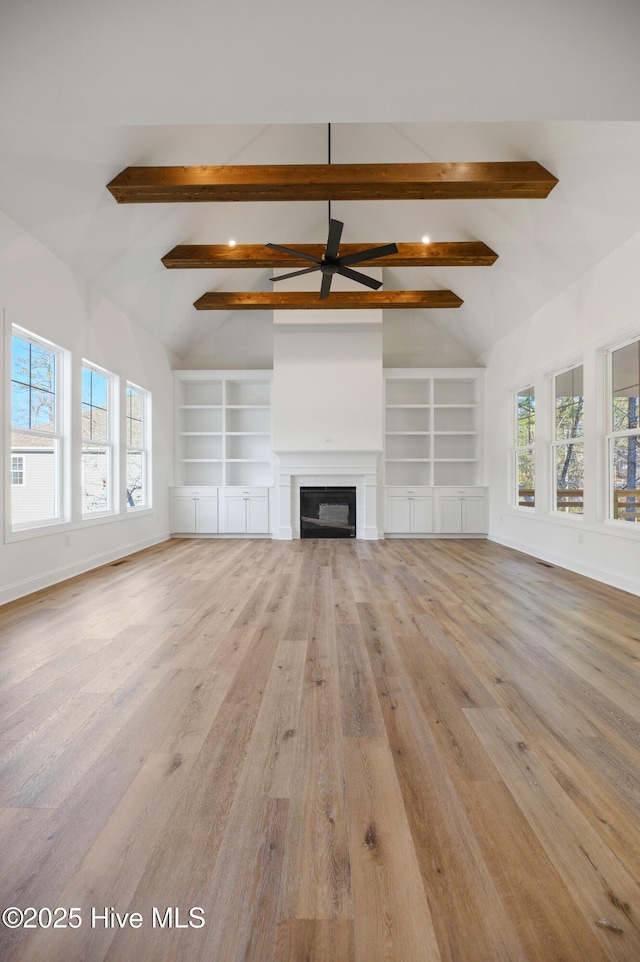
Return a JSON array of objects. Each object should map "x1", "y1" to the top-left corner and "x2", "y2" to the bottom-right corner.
[{"x1": 300, "y1": 486, "x2": 356, "y2": 539}]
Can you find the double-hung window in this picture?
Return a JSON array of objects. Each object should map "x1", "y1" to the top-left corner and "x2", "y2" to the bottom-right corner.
[
  {"x1": 82, "y1": 364, "x2": 116, "y2": 515},
  {"x1": 125, "y1": 382, "x2": 150, "y2": 509},
  {"x1": 515, "y1": 386, "x2": 535, "y2": 507},
  {"x1": 552, "y1": 365, "x2": 584, "y2": 514},
  {"x1": 10, "y1": 328, "x2": 65, "y2": 529},
  {"x1": 609, "y1": 338, "x2": 640, "y2": 523}
]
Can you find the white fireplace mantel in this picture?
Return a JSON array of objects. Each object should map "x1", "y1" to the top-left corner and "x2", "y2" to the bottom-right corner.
[{"x1": 273, "y1": 450, "x2": 381, "y2": 540}]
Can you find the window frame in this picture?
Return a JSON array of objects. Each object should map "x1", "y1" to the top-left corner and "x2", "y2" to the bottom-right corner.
[
  {"x1": 514, "y1": 384, "x2": 536, "y2": 509},
  {"x1": 606, "y1": 335, "x2": 640, "y2": 525},
  {"x1": 81, "y1": 360, "x2": 118, "y2": 518},
  {"x1": 551, "y1": 363, "x2": 585, "y2": 516},
  {"x1": 125, "y1": 381, "x2": 151, "y2": 511},
  {"x1": 8, "y1": 324, "x2": 68, "y2": 533}
]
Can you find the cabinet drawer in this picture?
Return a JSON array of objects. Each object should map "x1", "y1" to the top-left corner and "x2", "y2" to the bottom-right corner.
[
  {"x1": 435, "y1": 486, "x2": 485, "y2": 497},
  {"x1": 170, "y1": 486, "x2": 218, "y2": 497},
  {"x1": 385, "y1": 486, "x2": 433, "y2": 498},
  {"x1": 219, "y1": 486, "x2": 269, "y2": 497}
]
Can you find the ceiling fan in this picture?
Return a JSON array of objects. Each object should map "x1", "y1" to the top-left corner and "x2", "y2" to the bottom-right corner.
[
  {"x1": 266, "y1": 124, "x2": 398, "y2": 299},
  {"x1": 267, "y1": 219, "x2": 398, "y2": 300}
]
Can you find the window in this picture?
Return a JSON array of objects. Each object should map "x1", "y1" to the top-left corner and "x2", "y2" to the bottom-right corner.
[
  {"x1": 609, "y1": 338, "x2": 640, "y2": 523},
  {"x1": 82, "y1": 364, "x2": 116, "y2": 515},
  {"x1": 125, "y1": 382, "x2": 150, "y2": 508},
  {"x1": 10, "y1": 329, "x2": 64, "y2": 528},
  {"x1": 553, "y1": 365, "x2": 584, "y2": 514},
  {"x1": 11, "y1": 455, "x2": 24, "y2": 485},
  {"x1": 515, "y1": 386, "x2": 535, "y2": 507}
]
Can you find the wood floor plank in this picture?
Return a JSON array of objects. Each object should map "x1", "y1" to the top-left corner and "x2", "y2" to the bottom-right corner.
[
  {"x1": 274, "y1": 919, "x2": 355, "y2": 962},
  {"x1": 343, "y1": 735, "x2": 442, "y2": 962},
  {"x1": 278, "y1": 566, "x2": 352, "y2": 920}
]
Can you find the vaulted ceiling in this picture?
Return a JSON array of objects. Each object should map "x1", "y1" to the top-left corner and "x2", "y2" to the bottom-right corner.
[{"x1": 2, "y1": 1, "x2": 640, "y2": 367}]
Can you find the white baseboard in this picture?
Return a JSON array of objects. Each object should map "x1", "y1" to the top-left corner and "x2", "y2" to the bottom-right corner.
[
  {"x1": 0, "y1": 533, "x2": 172, "y2": 607},
  {"x1": 488, "y1": 532, "x2": 640, "y2": 597}
]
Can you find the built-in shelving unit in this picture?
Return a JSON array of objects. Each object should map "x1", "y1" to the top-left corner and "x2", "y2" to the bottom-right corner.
[
  {"x1": 384, "y1": 369, "x2": 484, "y2": 487},
  {"x1": 174, "y1": 371, "x2": 272, "y2": 487}
]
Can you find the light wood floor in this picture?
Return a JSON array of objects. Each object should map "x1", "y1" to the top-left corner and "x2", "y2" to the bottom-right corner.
[{"x1": 1, "y1": 537, "x2": 639, "y2": 962}]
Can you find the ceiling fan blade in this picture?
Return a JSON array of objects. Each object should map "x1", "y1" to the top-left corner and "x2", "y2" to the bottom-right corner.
[
  {"x1": 270, "y1": 266, "x2": 321, "y2": 282},
  {"x1": 319, "y1": 273, "x2": 333, "y2": 299},
  {"x1": 337, "y1": 266, "x2": 383, "y2": 291},
  {"x1": 325, "y1": 219, "x2": 344, "y2": 261},
  {"x1": 338, "y1": 243, "x2": 399, "y2": 268},
  {"x1": 266, "y1": 243, "x2": 323, "y2": 265}
]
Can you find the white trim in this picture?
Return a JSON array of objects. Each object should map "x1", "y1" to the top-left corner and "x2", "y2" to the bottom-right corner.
[
  {"x1": 488, "y1": 531, "x2": 640, "y2": 598},
  {"x1": 0, "y1": 533, "x2": 171, "y2": 607}
]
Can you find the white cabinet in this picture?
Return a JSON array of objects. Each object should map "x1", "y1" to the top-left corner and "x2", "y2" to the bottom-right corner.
[
  {"x1": 385, "y1": 488, "x2": 434, "y2": 533},
  {"x1": 435, "y1": 487, "x2": 487, "y2": 534},
  {"x1": 220, "y1": 488, "x2": 270, "y2": 534},
  {"x1": 171, "y1": 488, "x2": 218, "y2": 534}
]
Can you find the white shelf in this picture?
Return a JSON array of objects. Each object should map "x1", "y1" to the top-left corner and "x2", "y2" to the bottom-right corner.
[
  {"x1": 173, "y1": 371, "x2": 272, "y2": 487},
  {"x1": 384, "y1": 369, "x2": 484, "y2": 488}
]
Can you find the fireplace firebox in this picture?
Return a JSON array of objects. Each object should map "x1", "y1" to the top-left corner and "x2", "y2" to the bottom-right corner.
[{"x1": 300, "y1": 486, "x2": 356, "y2": 539}]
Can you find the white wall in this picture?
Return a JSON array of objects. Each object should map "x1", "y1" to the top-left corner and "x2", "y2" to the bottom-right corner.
[
  {"x1": 272, "y1": 318, "x2": 383, "y2": 453},
  {"x1": 0, "y1": 211, "x2": 173, "y2": 605},
  {"x1": 484, "y1": 228, "x2": 640, "y2": 596}
]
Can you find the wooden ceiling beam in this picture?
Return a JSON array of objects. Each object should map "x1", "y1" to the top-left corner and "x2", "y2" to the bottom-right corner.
[
  {"x1": 193, "y1": 290, "x2": 463, "y2": 311},
  {"x1": 108, "y1": 162, "x2": 558, "y2": 204},
  {"x1": 163, "y1": 241, "x2": 498, "y2": 269}
]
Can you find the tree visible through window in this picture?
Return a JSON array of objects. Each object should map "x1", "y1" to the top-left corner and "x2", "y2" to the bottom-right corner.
[
  {"x1": 10, "y1": 331, "x2": 61, "y2": 527},
  {"x1": 610, "y1": 339, "x2": 640, "y2": 522},
  {"x1": 516, "y1": 386, "x2": 535, "y2": 507},
  {"x1": 553, "y1": 366, "x2": 584, "y2": 514}
]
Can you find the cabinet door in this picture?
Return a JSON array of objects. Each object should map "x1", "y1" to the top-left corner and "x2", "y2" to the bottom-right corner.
[
  {"x1": 246, "y1": 497, "x2": 269, "y2": 533},
  {"x1": 386, "y1": 497, "x2": 412, "y2": 532},
  {"x1": 461, "y1": 497, "x2": 486, "y2": 533},
  {"x1": 172, "y1": 496, "x2": 196, "y2": 533},
  {"x1": 438, "y1": 496, "x2": 463, "y2": 533},
  {"x1": 224, "y1": 497, "x2": 248, "y2": 533},
  {"x1": 411, "y1": 497, "x2": 434, "y2": 533},
  {"x1": 196, "y1": 497, "x2": 218, "y2": 533}
]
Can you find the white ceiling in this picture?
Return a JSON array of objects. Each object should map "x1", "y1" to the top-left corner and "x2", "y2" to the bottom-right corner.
[{"x1": 2, "y1": 1, "x2": 640, "y2": 365}]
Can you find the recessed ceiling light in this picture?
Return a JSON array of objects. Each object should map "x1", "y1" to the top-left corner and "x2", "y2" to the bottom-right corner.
[
  {"x1": 422, "y1": 235, "x2": 430, "y2": 244},
  {"x1": 228, "y1": 239, "x2": 236, "y2": 247}
]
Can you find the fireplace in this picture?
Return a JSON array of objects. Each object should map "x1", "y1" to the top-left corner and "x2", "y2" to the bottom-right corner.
[
  {"x1": 273, "y1": 451, "x2": 380, "y2": 540},
  {"x1": 300, "y1": 486, "x2": 356, "y2": 539}
]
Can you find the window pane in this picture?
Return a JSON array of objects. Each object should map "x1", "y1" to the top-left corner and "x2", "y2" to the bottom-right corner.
[
  {"x1": 11, "y1": 431, "x2": 57, "y2": 525},
  {"x1": 30, "y1": 343, "x2": 55, "y2": 390},
  {"x1": 127, "y1": 388, "x2": 142, "y2": 420},
  {"x1": 82, "y1": 445, "x2": 109, "y2": 513},
  {"x1": 555, "y1": 443, "x2": 584, "y2": 514},
  {"x1": 128, "y1": 418, "x2": 143, "y2": 448},
  {"x1": 517, "y1": 387, "x2": 535, "y2": 445},
  {"x1": 11, "y1": 336, "x2": 30, "y2": 384},
  {"x1": 82, "y1": 369, "x2": 108, "y2": 442},
  {"x1": 11, "y1": 456, "x2": 24, "y2": 485},
  {"x1": 30, "y1": 388, "x2": 55, "y2": 430},
  {"x1": 555, "y1": 366, "x2": 584, "y2": 440},
  {"x1": 611, "y1": 435, "x2": 640, "y2": 522},
  {"x1": 612, "y1": 341, "x2": 640, "y2": 432},
  {"x1": 11, "y1": 381, "x2": 30, "y2": 429},
  {"x1": 517, "y1": 451, "x2": 535, "y2": 507},
  {"x1": 126, "y1": 452, "x2": 144, "y2": 506}
]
